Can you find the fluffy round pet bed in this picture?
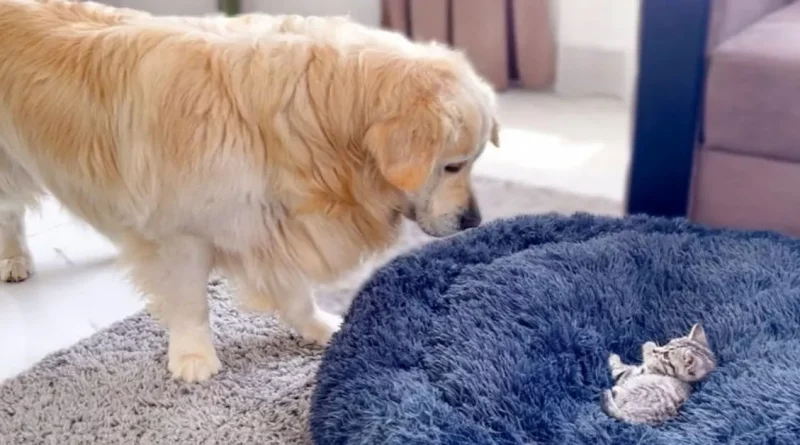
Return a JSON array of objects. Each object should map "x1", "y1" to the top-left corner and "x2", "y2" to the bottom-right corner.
[{"x1": 311, "y1": 214, "x2": 800, "y2": 444}]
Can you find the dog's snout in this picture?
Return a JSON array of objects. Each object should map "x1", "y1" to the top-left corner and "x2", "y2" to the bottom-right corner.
[{"x1": 458, "y1": 200, "x2": 482, "y2": 230}]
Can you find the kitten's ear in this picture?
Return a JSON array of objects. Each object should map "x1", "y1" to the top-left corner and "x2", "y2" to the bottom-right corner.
[{"x1": 688, "y1": 323, "x2": 708, "y2": 346}]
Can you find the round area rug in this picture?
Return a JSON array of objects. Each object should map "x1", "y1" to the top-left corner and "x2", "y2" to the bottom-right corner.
[{"x1": 311, "y1": 214, "x2": 800, "y2": 445}]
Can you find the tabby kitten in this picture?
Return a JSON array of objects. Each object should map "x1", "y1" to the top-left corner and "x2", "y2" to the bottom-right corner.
[{"x1": 601, "y1": 323, "x2": 717, "y2": 425}]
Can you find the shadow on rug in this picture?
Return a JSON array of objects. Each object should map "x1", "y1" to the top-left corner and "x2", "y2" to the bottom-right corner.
[
  {"x1": 311, "y1": 213, "x2": 800, "y2": 445},
  {"x1": 0, "y1": 178, "x2": 620, "y2": 445}
]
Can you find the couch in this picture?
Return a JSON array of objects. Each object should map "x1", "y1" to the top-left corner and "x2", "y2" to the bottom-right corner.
[{"x1": 689, "y1": 0, "x2": 800, "y2": 235}]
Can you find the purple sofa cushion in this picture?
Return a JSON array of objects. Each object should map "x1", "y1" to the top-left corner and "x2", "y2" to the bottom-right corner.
[
  {"x1": 707, "y1": 0, "x2": 792, "y2": 50},
  {"x1": 691, "y1": 146, "x2": 800, "y2": 236},
  {"x1": 705, "y1": 2, "x2": 800, "y2": 162}
]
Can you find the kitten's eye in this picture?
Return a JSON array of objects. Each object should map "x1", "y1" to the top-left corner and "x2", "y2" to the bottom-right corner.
[{"x1": 444, "y1": 162, "x2": 466, "y2": 174}]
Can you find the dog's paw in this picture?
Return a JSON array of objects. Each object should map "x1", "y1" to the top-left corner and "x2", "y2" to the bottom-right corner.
[
  {"x1": 168, "y1": 350, "x2": 221, "y2": 383},
  {"x1": 298, "y1": 311, "x2": 343, "y2": 345},
  {"x1": 0, "y1": 255, "x2": 32, "y2": 283}
]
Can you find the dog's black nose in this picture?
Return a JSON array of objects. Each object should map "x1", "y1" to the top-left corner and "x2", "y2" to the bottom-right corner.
[{"x1": 458, "y1": 202, "x2": 482, "y2": 230}]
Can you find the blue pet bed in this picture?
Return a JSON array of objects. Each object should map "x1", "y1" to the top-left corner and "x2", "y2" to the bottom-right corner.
[{"x1": 310, "y1": 214, "x2": 800, "y2": 444}]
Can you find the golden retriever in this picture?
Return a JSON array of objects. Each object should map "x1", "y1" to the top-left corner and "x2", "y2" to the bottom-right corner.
[{"x1": 0, "y1": 0, "x2": 499, "y2": 382}]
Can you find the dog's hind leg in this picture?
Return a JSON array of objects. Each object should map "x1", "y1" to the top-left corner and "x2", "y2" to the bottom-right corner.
[
  {"x1": 0, "y1": 202, "x2": 31, "y2": 282},
  {"x1": 0, "y1": 146, "x2": 38, "y2": 283}
]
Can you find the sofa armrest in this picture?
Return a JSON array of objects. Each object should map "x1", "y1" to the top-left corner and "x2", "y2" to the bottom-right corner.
[{"x1": 708, "y1": 0, "x2": 792, "y2": 49}]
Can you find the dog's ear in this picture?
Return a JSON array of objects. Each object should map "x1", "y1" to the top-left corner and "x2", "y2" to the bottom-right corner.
[
  {"x1": 490, "y1": 118, "x2": 501, "y2": 147},
  {"x1": 364, "y1": 114, "x2": 440, "y2": 193}
]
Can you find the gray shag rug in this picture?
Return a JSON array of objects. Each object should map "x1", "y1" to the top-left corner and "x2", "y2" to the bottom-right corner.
[{"x1": 0, "y1": 177, "x2": 620, "y2": 445}]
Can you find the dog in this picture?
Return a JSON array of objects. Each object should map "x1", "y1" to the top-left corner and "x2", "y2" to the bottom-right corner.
[{"x1": 0, "y1": 0, "x2": 499, "y2": 382}]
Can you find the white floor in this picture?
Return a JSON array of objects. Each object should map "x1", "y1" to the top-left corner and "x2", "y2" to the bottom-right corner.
[{"x1": 0, "y1": 91, "x2": 631, "y2": 382}]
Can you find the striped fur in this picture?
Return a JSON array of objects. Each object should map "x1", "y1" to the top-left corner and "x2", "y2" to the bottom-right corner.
[{"x1": 601, "y1": 323, "x2": 717, "y2": 425}]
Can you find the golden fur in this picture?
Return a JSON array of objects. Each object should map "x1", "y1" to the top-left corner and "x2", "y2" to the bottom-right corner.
[{"x1": 0, "y1": 0, "x2": 499, "y2": 381}]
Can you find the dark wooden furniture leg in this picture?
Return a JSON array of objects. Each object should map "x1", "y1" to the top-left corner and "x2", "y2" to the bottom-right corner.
[{"x1": 626, "y1": 0, "x2": 710, "y2": 217}]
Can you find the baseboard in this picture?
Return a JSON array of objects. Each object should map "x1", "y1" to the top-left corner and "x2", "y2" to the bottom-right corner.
[
  {"x1": 113, "y1": 0, "x2": 218, "y2": 15},
  {"x1": 241, "y1": 0, "x2": 381, "y2": 27},
  {"x1": 555, "y1": 45, "x2": 636, "y2": 103}
]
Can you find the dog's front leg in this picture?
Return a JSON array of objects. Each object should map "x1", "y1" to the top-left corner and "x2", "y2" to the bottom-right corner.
[
  {"x1": 126, "y1": 235, "x2": 220, "y2": 382},
  {"x1": 277, "y1": 285, "x2": 343, "y2": 345},
  {"x1": 241, "y1": 270, "x2": 343, "y2": 345}
]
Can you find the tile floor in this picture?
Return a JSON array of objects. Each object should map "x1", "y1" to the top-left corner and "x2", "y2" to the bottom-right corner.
[{"x1": 0, "y1": 91, "x2": 632, "y2": 382}]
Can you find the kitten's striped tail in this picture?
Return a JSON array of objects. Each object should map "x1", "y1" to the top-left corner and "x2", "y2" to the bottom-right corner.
[{"x1": 600, "y1": 390, "x2": 623, "y2": 420}]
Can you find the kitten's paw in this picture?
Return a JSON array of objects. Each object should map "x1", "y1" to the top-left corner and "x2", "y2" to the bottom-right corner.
[
  {"x1": 642, "y1": 341, "x2": 657, "y2": 355},
  {"x1": 0, "y1": 255, "x2": 32, "y2": 282},
  {"x1": 608, "y1": 353, "x2": 622, "y2": 368},
  {"x1": 600, "y1": 389, "x2": 619, "y2": 417}
]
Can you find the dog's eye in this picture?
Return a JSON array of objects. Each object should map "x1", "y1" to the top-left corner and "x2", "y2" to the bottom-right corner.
[{"x1": 444, "y1": 162, "x2": 466, "y2": 173}]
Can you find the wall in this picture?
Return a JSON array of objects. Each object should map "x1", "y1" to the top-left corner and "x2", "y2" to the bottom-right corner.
[
  {"x1": 101, "y1": 0, "x2": 639, "y2": 102},
  {"x1": 551, "y1": 0, "x2": 641, "y2": 103},
  {"x1": 105, "y1": 0, "x2": 381, "y2": 26},
  {"x1": 104, "y1": 0, "x2": 218, "y2": 16},
  {"x1": 241, "y1": 0, "x2": 380, "y2": 27}
]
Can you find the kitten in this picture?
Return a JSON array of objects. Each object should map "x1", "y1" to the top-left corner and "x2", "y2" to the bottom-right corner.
[{"x1": 601, "y1": 323, "x2": 717, "y2": 425}]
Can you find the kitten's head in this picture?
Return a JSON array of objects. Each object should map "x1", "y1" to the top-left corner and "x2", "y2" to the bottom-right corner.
[{"x1": 647, "y1": 323, "x2": 717, "y2": 383}]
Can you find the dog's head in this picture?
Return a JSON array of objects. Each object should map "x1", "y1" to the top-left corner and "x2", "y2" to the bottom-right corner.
[{"x1": 364, "y1": 51, "x2": 499, "y2": 238}]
